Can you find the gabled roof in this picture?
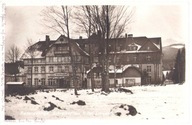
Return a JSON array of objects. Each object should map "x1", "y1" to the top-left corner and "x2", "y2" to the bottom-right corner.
[
  {"x1": 109, "y1": 65, "x2": 140, "y2": 74},
  {"x1": 22, "y1": 35, "x2": 89, "y2": 59}
]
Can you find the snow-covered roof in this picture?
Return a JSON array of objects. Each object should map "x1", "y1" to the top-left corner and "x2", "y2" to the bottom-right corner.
[
  {"x1": 22, "y1": 50, "x2": 44, "y2": 59},
  {"x1": 128, "y1": 42, "x2": 142, "y2": 50},
  {"x1": 6, "y1": 82, "x2": 25, "y2": 85},
  {"x1": 109, "y1": 64, "x2": 140, "y2": 73},
  {"x1": 109, "y1": 50, "x2": 157, "y2": 54}
]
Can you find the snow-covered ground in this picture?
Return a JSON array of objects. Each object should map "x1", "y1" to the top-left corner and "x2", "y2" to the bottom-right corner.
[{"x1": 5, "y1": 84, "x2": 190, "y2": 123}]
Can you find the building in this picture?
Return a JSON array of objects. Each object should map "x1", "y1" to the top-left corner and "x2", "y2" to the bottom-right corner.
[
  {"x1": 77, "y1": 33, "x2": 163, "y2": 87},
  {"x1": 5, "y1": 62, "x2": 26, "y2": 84},
  {"x1": 22, "y1": 33, "x2": 162, "y2": 88},
  {"x1": 21, "y1": 35, "x2": 89, "y2": 88}
]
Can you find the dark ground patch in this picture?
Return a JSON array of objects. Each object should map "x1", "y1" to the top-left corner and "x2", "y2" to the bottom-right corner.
[
  {"x1": 43, "y1": 102, "x2": 65, "y2": 111},
  {"x1": 5, "y1": 115, "x2": 15, "y2": 120},
  {"x1": 118, "y1": 88, "x2": 133, "y2": 94},
  {"x1": 71, "y1": 100, "x2": 86, "y2": 106}
]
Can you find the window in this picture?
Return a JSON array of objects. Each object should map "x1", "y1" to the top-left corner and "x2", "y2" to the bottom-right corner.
[
  {"x1": 147, "y1": 46, "x2": 150, "y2": 50},
  {"x1": 48, "y1": 78, "x2": 55, "y2": 86},
  {"x1": 146, "y1": 55, "x2": 151, "y2": 61},
  {"x1": 34, "y1": 67, "x2": 38, "y2": 73},
  {"x1": 65, "y1": 66, "x2": 69, "y2": 72},
  {"x1": 133, "y1": 46, "x2": 137, "y2": 50},
  {"x1": 33, "y1": 59, "x2": 38, "y2": 63},
  {"x1": 39, "y1": 59, "x2": 45, "y2": 63},
  {"x1": 41, "y1": 78, "x2": 45, "y2": 85},
  {"x1": 108, "y1": 56, "x2": 112, "y2": 63},
  {"x1": 49, "y1": 57, "x2": 53, "y2": 62},
  {"x1": 41, "y1": 67, "x2": 45, "y2": 73},
  {"x1": 58, "y1": 57, "x2": 62, "y2": 62},
  {"x1": 125, "y1": 79, "x2": 135, "y2": 86},
  {"x1": 147, "y1": 66, "x2": 151, "y2": 72},
  {"x1": 147, "y1": 76, "x2": 151, "y2": 83},
  {"x1": 34, "y1": 78, "x2": 38, "y2": 86},
  {"x1": 27, "y1": 67, "x2": 32, "y2": 73},
  {"x1": 53, "y1": 57, "x2": 57, "y2": 62},
  {"x1": 133, "y1": 56, "x2": 137, "y2": 61},
  {"x1": 58, "y1": 65, "x2": 62, "y2": 73},
  {"x1": 27, "y1": 78, "x2": 31, "y2": 85},
  {"x1": 49, "y1": 66, "x2": 54, "y2": 72},
  {"x1": 116, "y1": 56, "x2": 120, "y2": 63}
]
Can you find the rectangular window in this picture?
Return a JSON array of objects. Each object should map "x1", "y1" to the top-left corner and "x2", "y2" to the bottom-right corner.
[
  {"x1": 108, "y1": 56, "x2": 112, "y2": 63},
  {"x1": 58, "y1": 57, "x2": 62, "y2": 62},
  {"x1": 41, "y1": 78, "x2": 45, "y2": 85},
  {"x1": 57, "y1": 65, "x2": 62, "y2": 73},
  {"x1": 116, "y1": 56, "x2": 120, "y2": 63},
  {"x1": 49, "y1": 66, "x2": 54, "y2": 72},
  {"x1": 65, "y1": 66, "x2": 69, "y2": 72},
  {"x1": 147, "y1": 66, "x2": 151, "y2": 72},
  {"x1": 34, "y1": 67, "x2": 38, "y2": 73},
  {"x1": 27, "y1": 67, "x2": 32, "y2": 73},
  {"x1": 49, "y1": 57, "x2": 53, "y2": 62},
  {"x1": 48, "y1": 78, "x2": 55, "y2": 86},
  {"x1": 147, "y1": 76, "x2": 151, "y2": 83},
  {"x1": 27, "y1": 78, "x2": 31, "y2": 86},
  {"x1": 41, "y1": 67, "x2": 45, "y2": 73},
  {"x1": 134, "y1": 56, "x2": 137, "y2": 61},
  {"x1": 34, "y1": 78, "x2": 38, "y2": 86},
  {"x1": 33, "y1": 59, "x2": 37, "y2": 63}
]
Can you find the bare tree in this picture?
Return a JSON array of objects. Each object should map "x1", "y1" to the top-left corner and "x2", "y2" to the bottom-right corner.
[
  {"x1": 74, "y1": 6, "x2": 95, "y2": 92},
  {"x1": 23, "y1": 39, "x2": 36, "y2": 87},
  {"x1": 41, "y1": 6, "x2": 78, "y2": 95},
  {"x1": 74, "y1": 5, "x2": 134, "y2": 92},
  {"x1": 6, "y1": 44, "x2": 21, "y2": 63},
  {"x1": 41, "y1": 5, "x2": 134, "y2": 92},
  {"x1": 6, "y1": 44, "x2": 21, "y2": 81},
  {"x1": 74, "y1": 6, "x2": 134, "y2": 38}
]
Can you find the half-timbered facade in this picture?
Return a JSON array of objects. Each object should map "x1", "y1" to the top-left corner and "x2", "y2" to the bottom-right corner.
[{"x1": 22, "y1": 35, "x2": 89, "y2": 88}]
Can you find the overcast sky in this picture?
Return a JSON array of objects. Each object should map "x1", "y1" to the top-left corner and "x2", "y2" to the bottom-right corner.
[{"x1": 5, "y1": 4, "x2": 189, "y2": 54}]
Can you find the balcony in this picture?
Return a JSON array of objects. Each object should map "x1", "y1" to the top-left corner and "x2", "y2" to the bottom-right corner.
[{"x1": 54, "y1": 50, "x2": 69, "y2": 55}]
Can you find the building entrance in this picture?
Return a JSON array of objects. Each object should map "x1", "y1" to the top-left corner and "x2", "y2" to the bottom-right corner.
[{"x1": 58, "y1": 78, "x2": 70, "y2": 88}]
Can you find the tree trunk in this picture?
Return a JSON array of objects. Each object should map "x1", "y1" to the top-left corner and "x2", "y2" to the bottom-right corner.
[
  {"x1": 89, "y1": 42, "x2": 95, "y2": 92},
  {"x1": 62, "y1": 6, "x2": 78, "y2": 95},
  {"x1": 31, "y1": 58, "x2": 33, "y2": 87}
]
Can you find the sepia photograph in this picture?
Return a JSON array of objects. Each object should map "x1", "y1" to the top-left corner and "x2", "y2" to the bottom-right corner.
[{"x1": 1, "y1": 1, "x2": 191, "y2": 124}]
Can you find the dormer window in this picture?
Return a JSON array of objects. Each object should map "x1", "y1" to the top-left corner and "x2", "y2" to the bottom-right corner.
[{"x1": 127, "y1": 43, "x2": 139, "y2": 51}]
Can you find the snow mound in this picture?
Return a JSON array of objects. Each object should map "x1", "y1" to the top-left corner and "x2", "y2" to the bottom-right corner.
[{"x1": 111, "y1": 104, "x2": 138, "y2": 116}]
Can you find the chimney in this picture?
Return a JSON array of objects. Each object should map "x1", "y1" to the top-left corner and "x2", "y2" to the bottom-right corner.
[
  {"x1": 45, "y1": 35, "x2": 50, "y2": 46},
  {"x1": 45, "y1": 35, "x2": 50, "y2": 42}
]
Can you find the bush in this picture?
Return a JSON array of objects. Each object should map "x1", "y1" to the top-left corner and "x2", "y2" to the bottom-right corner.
[{"x1": 6, "y1": 87, "x2": 36, "y2": 96}]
